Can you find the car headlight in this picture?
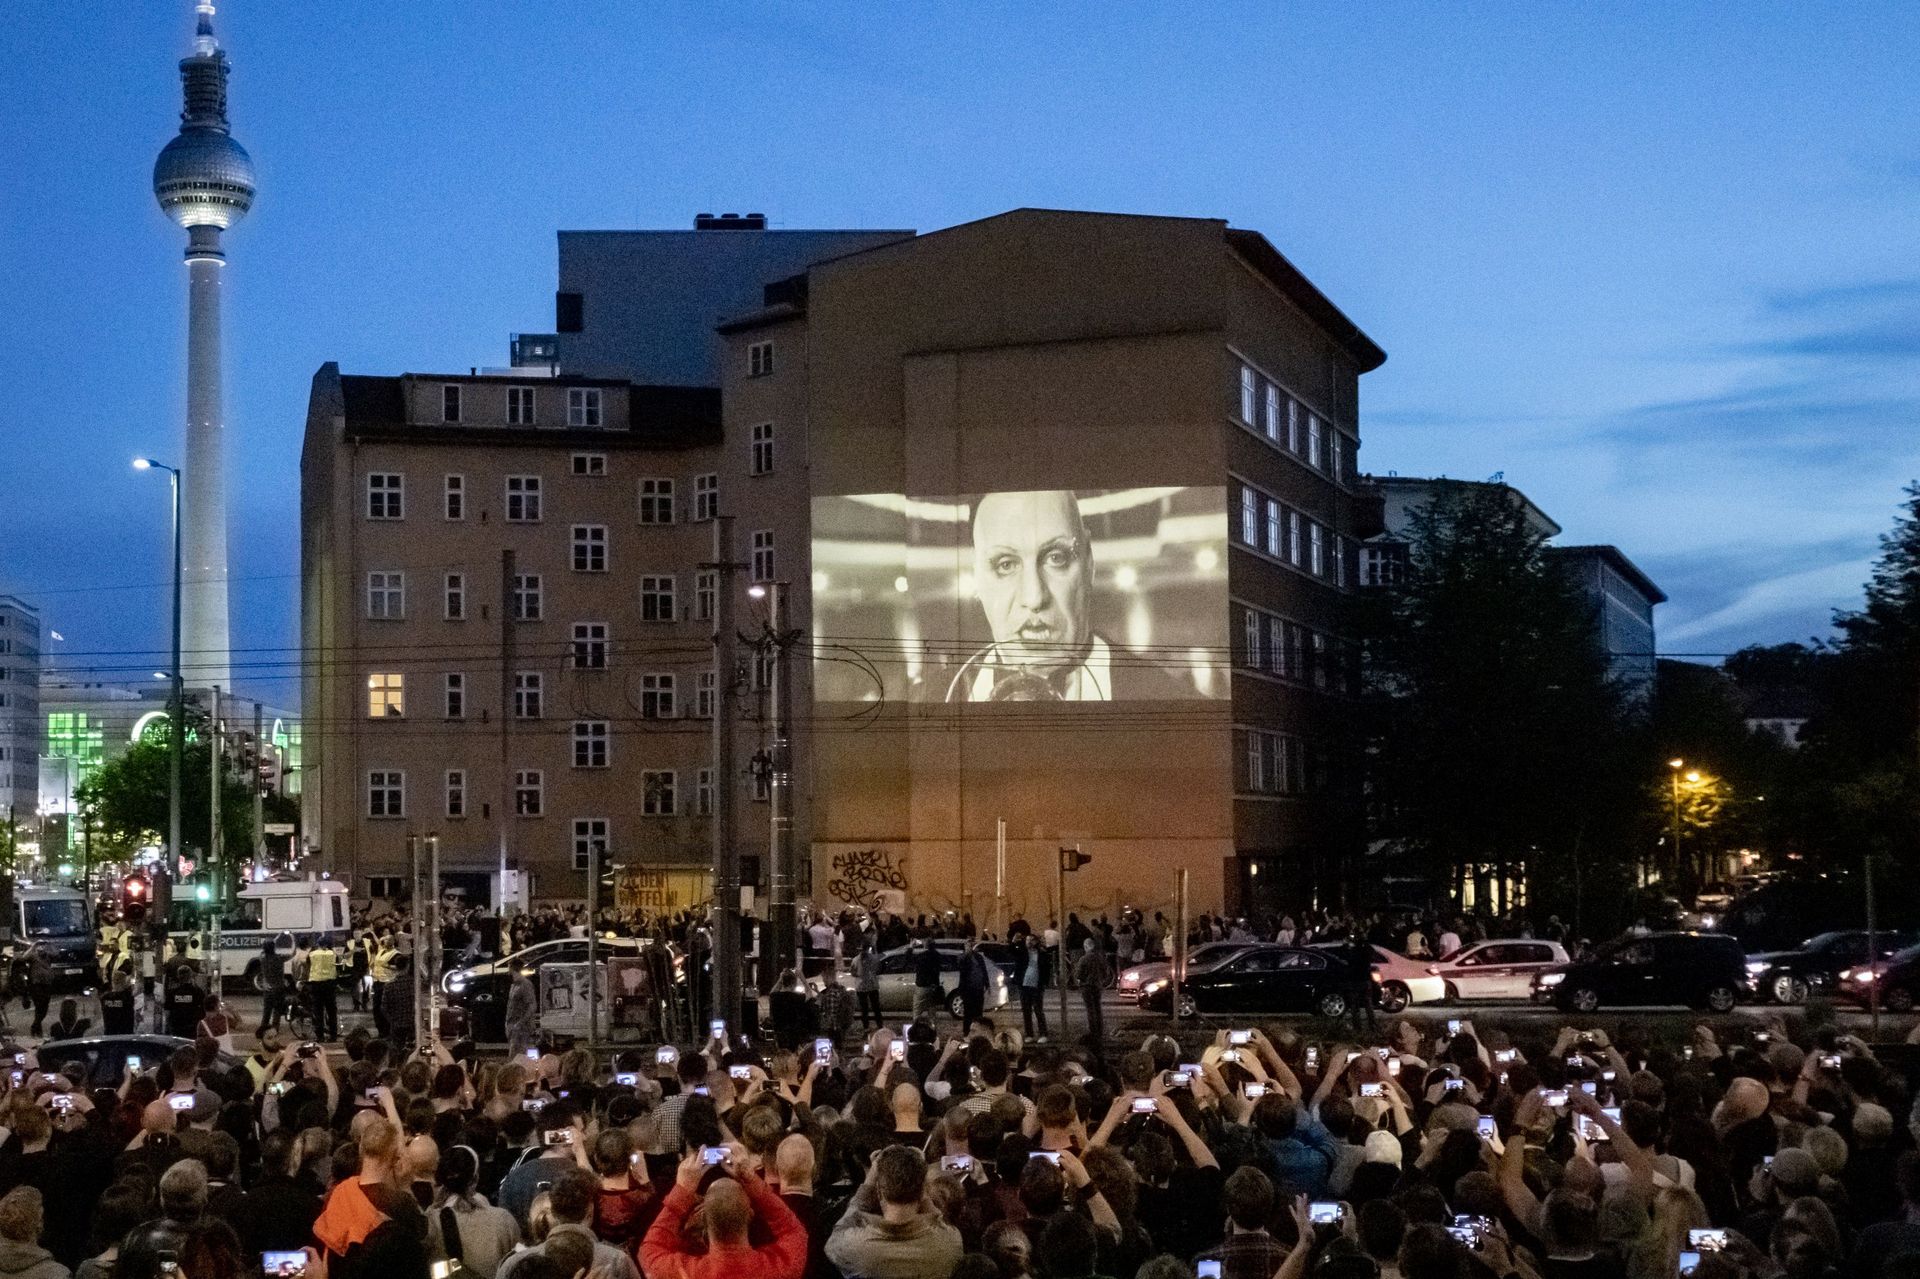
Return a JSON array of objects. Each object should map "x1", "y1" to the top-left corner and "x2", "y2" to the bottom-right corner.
[
  {"x1": 1143, "y1": 979, "x2": 1168, "y2": 995},
  {"x1": 1537, "y1": 972, "x2": 1565, "y2": 987},
  {"x1": 1746, "y1": 961, "x2": 1770, "y2": 974},
  {"x1": 446, "y1": 973, "x2": 467, "y2": 992},
  {"x1": 1120, "y1": 970, "x2": 1140, "y2": 986},
  {"x1": 1853, "y1": 970, "x2": 1879, "y2": 983}
]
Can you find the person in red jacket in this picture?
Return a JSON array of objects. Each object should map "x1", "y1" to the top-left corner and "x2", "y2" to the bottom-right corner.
[{"x1": 639, "y1": 1143, "x2": 807, "y2": 1279}]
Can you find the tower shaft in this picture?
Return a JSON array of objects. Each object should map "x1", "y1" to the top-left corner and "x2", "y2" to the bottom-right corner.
[{"x1": 182, "y1": 224, "x2": 230, "y2": 691}]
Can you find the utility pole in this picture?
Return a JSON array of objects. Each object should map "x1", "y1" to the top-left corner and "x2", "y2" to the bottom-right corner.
[
  {"x1": 252, "y1": 700, "x2": 265, "y2": 871},
  {"x1": 1867, "y1": 851, "x2": 1881, "y2": 1039},
  {"x1": 1172, "y1": 867, "x2": 1189, "y2": 1024},
  {"x1": 766, "y1": 581, "x2": 798, "y2": 980},
  {"x1": 995, "y1": 818, "x2": 1007, "y2": 941},
  {"x1": 587, "y1": 833, "x2": 603, "y2": 1051},
  {"x1": 208, "y1": 684, "x2": 223, "y2": 989},
  {"x1": 706, "y1": 517, "x2": 742, "y2": 1033},
  {"x1": 428, "y1": 832, "x2": 442, "y2": 1051},
  {"x1": 409, "y1": 833, "x2": 425, "y2": 1050},
  {"x1": 498, "y1": 549, "x2": 516, "y2": 914}
]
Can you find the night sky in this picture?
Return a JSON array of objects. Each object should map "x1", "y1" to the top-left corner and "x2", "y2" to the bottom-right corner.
[{"x1": 4, "y1": 3, "x2": 1918, "y2": 704}]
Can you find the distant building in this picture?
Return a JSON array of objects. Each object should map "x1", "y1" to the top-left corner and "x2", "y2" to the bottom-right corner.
[
  {"x1": 1740, "y1": 686, "x2": 1816, "y2": 748},
  {"x1": 0, "y1": 596, "x2": 41, "y2": 823}
]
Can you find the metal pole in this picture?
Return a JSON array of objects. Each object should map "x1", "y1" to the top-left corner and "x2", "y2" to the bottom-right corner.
[
  {"x1": 767, "y1": 581, "x2": 796, "y2": 981},
  {"x1": 708, "y1": 517, "x2": 741, "y2": 1033},
  {"x1": 428, "y1": 832, "x2": 442, "y2": 1050},
  {"x1": 1669, "y1": 771, "x2": 1682, "y2": 886},
  {"x1": 1057, "y1": 849, "x2": 1072, "y2": 1041},
  {"x1": 499, "y1": 550, "x2": 515, "y2": 915},
  {"x1": 168, "y1": 468, "x2": 184, "y2": 886},
  {"x1": 587, "y1": 836, "x2": 601, "y2": 1052},
  {"x1": 1172, "y1": 867, "x2": 1188, "y2": 1024},
  {"x1": 252, "y1": 701, "x2": 265, "y2": 870},
  {"x1": 409, "y1": 834, "x2": 425, "y2": 1049},
  {"x1": 995, "y1": 818, "x2": 1007, "y2": 941},
  {"x1": 1867, "y1": 851, "x2": 1881, "y2": 1039},
  {"x1": 208, "y1": 684, "x2": 223, "y2": 989}
]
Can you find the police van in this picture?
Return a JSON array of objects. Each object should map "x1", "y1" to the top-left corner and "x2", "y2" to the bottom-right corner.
[
  {"x1": 164, "y1": 878, "x2": 353, "y2": 990},
  {"x1": 1, "y1": 886, "x2": 97, "y2": 993}
]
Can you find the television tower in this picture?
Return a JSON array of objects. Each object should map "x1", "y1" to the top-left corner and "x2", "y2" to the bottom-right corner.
[{"x1": 152, "y1": 1, "x2": 254, "y2": 691}]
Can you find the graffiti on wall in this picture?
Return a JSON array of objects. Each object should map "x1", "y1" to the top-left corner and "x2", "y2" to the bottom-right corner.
[{"x1": 826, "y1": 847, "x2": 909, "y2": 909}]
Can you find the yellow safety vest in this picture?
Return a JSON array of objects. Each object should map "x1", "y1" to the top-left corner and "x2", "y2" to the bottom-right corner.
[
  {"x1": 308, "y1": 948, "x2": 338, "y2": 982},
  {"x1": 371, "y1": 946, "x2": 397, "y2": 983}
]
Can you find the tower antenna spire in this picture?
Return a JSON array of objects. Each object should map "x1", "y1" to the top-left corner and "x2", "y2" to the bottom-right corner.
[{"x1": 194, "y1": 1, "x2": 219, "y2": 56}]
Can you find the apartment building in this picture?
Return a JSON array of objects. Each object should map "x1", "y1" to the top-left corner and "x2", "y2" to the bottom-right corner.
[{"x1": 0, "y1": 596, "x2": 40, "y2": 823}]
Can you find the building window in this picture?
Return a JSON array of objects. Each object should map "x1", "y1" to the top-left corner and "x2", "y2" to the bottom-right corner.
[
  {"x1": 444, "y1": 474, "x2": 464, "y2": 521},
  {"x1": 695, "y1": 670, "x2": 715, "y2": 718},
  {"x1": 1310, "y1": 523, "x2": 1325, "y2": 576},
  {"x1": 505, "y1": 475, "x2": 542, "y2": 522},
  {"x1": 572, "y1": 818, "x2": 608, "y2": 870},
  {"x1": 513, "y1": 769, "x2": 543, "y2": 817},
  {"x1": 750, "y1": 530, "x2": 774, "y2": 582},
  {"x1": 749, "y1": 422, "x2": 775, "y2": 476},
  {"x1": 445, "y1": 770, "x2": 467, "y2": 819},
  {"x1": 367, "y1": 770, "x2": 404, "y2": 818},
  {"x1": 571, "y1": 452, "x2": 605, "y2": 476},
  {"x1": 367, "y1": 473, "x2": 403, "y2": 520},
  {"x1": 1261, "y1": 383, "x2": 1280, "y2": 441},
  {"x1": 1289, "y1": 625, "x2": 1307, "y2": 681},
  {"x1": 567, "y1": 387, "x2": 602, "y2": 427},
  {"x1": 512, "y1": 574, "x2": 543, "y2": 622},
  {"x1": 747, "y1": 341, "x2": 775, "y2": 378},
  {"x1": 638, "y1": 478, "x2": 674, "y2": 525},
  {"x1": 572, "y1": 720, "x2": 610, "y2": 768},
  {"x1": 696, "y1": 768, "x2": 714, "y2": 817},
  {"x1": 567, "y1": 621, "x2": 606, "y2": 670},
  {"x1": 1264, "y1": 499, "x2": 1282, "y2": 558},
  {"x1": 1334, "y1": 535, "x2": 1347, "y2": 588},
  {"x1": 1307, "y1": 413, "x2": 1322, "y2": 469},
  {"x1": 571, "y1": 524, "x2": 607, "y2": 572},
  {"x1": 1238, "y1": 364, "x2": 1256, "y2": 424},
  {"x1": 1287, "y1": 399, "x2": 1300, "y2": 453},
  {"x1": 1243, "y1": 610, "x2": 1261, "y2": 669},
  {"x1": 1287, "y1": 512, "x2": 1302, "y2": 567},
  {"x1": 444, "y1": 672, "x2": 466, "y2": 719},
  {"x1": 753, "y1": 646, "x2": 774, "y2": 692},
  {"x1": 1267, "y1": 616, "x2": 1285, "y2": 676},
  {"x1": 639, "y1": 575, "x2": 676, "y2": 622},
  {"x1": 444, "y1": 573, "x2": 466, "y2": 621},
  {"x1": 442, "y1": 384, "x2": 462, "y2": 423},
  {"x1": 1331, "y1": 434, "x2": 1345, "y2": 483},
  {"x1": 513, "y1": 672, "x2": 543, "y2": 719},
  {"x1": 1239, "y1": 488, "x2": 1257, "y2": 546},
  {"x1": 642, "y1": 770, "x2": 677, "y2": 816},
  {"x1": 694, "y1": 473, "x2": 718, "y2": 521},
  {"x1": 1311, "y1": 633, "x2": 1329, "y2": 691},
  {"x1": 694, "y1": 571, "x2": 716, "y2": 622},
  {"x1": 508, "y1": 385, "x2": 537, "y2": 426},
  {"x1": 366, "y1": 571, "x2": 404, "y2": 620},
  {"x1": 367, "y1": 672, "x2": 404, "y2": 718},
  {"x1": 368, "y1": 876, "x2": 404, "y2": 899},
  {"x1": 1247, "y1": 732, "x2": 1266, "y2": 792},
  {"x1": 752, "y1": 766, "x2": 771, "y2": 803},
  {"x1": 640, "y1": 673, "x2": 676, "y2": 719}
]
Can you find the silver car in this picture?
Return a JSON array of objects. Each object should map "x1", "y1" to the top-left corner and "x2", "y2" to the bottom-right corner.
[{"x1": 867, "y1": 942, "x2": 1009, "y2": 1019}]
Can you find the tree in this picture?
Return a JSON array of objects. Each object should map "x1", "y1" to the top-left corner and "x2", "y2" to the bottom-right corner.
[{"x1": 1360, "y1": 482, "x2": 1639, "y2": 929}]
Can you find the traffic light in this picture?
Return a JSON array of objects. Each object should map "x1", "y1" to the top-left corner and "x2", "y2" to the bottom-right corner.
[
  {"x1": 1059, "y1": 845, "x2": 1092, "y2": 873},
  {"x1": 122, "y1": 874, "x2": 149, "y2": 925}
]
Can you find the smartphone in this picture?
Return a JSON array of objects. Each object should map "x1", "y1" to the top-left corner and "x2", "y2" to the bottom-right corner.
[
  {"x1": 431, "y1": 1264, "x2": 454, "y2": 1279},
  {"x1": 8, "y1": 1054, "x2": 21, "y2": 1067},
  {"x1": 814, "y1": 1038, "x2": 834, "y2": 1060},
  {"x1": 364, "y1": 1087, "x2": 381, "y2": 1101},
  {"x1": 1542, "y1": 1089, "x2": 1569, "y2": 1109},
  {"x1": 1304, "y1": 1046, "x2": 1319, "y2": 1069},
  {"x1": 729, "y1": 1065, "x2": 752, "y2": 1082},
  {"x1": 157, "y1": 1252, "x2": 179, "y2": 1276},
  {"x1": 1073, "y1": 1075, "x2": 1094, "y2": 1087},
  {"x1": 1359, "y1": 1081, "x2": 1383, "y2": 1098},
  {"x1": 1475, "y1": 1114, "x2": 1497, "y2": 1140},
  {"x1": 711, "y1": 1020, "x2": 728, "y2": 1041},
  {"x1": 1495, "y1": 1048, "x2": 1517, "y2": 1064},
  {"x1": 1446, "y1": 1019, "x2": 1461, "y2": 1036},
  {"x1": 1228, "y1": 1029, "x2": 1252, "y2": 1046},
  {"x1": 521, "y1": 1099, "x2": 545, "y2": 1112},
  {"x1": 1602, "y1": 1069, "x2": 1617, "y2": 1082},
  {"x1": 692, "y1": 1085, "x2": 709, "y2": 1096},
  {"x1": 524, "y1": 1048, "x2": 540, "y2": 1062},
  {"x1": 1580, "y1": 1081, "x2": 1598, "y2": 1096},
  {"x1": 1344, "y1": 1051, "x2": 1361, "y2": 1064},
  {"x1": 1822, "y1": 1053, "x2": 1842, "y2": 1070},
  {"x1": 1197, "y1": 1263, "x2": 1222, "y2": 1279},
  {"x1": 39, "y1": 1074, "x2": 58, "y2": 1088},
  {"x1": 7, "y1": 1072, "x2": 20, "y2": 1089},
  {"x1": 700, "y1": 1146, "x2": 727, "y2": 1165},
  {"x1": 1167, "y1": 1070, "x2": 1193, "y2": 1088},
  {"x1": 1219, "y1": 1050, "x2": 1241, "y2": 1065},
  {"x1": 614, "y1": 1072, "x2": 639, "y2": 1087},
  {"x1": 1754, "y1": 1031, "x2": 1771, "y2": 1044},
  {"x1": 1442, "y1": 1077, "x2": 1464, "y2": 1094},
  {"x1": 656, "y1": 1046, "x2": 677, "y2": 1065},
  {"x1": 888, "y1": 1041, "x2": 906, "y2": 1062},
  {"x1": 1566, "y1": 1054, "x2": 1583, "y2": 1068},
  {"x1": 1449, "y1": 1215, "x2": 1486, "y2": 1249},
  {"x1": 1689, "y1": 1229, "x2": 1727, "y2": 1252},
  {"x1": 168, "y1": 1094, "x2": 194, "y2": 1112},
  {"x1": 1387, "y1": 1057, "x2": 1402, "y2": 1077},
  {"x1": 1308, "y1": 1201, "x2": 1342, "y2": 1225},
  {"x1": 1130, "y1": 1096, "x2": 1157, "y2": 1114},
  {"x1": 941, "y1": 1154, "x2": 974, "y2": 1173},
  {"x1": 49, "y1": 1094, "x2": 72, "y2": 1113},
  {"x1": 268, "y1": 1081, "x2": 290, "y2": 1096},
  {"x1": 1682, "y1": 1045, "x2": 1694, "y2": 1060},
  {"x1": 1678, "y1": 1251, "x2": 1702, "y2": 1276},
  {"x1": 297, "y1": 1043, "x2": 319, "y2": 1059},
  {"x1": 263, "y1": 1251, "x2": 307, "y2": 1279},
  {"x1": 1029, "y1": 1151, "x2": 1061, "y2": 1165},
  {"x1": 543, "y1": 1129, "x2": 573, "y2": 1147},
  {"x1": 127, "y1": 1056, "x2": 143, "y2": 1072},
  {"x1": 1576, "y1": 1114, "x2": 1608, "y2": 1141},
  {"x1": 1179, "y1": 1062, "x2": 1203, "y2": 1076},
  {"x1": 1245, "y1": 1083, "x2": 1269, "y2": 1099}
]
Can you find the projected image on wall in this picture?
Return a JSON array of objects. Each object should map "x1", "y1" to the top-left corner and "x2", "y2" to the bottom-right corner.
[{"x1": 812, "y1": 487, "x2": 1228, "y2": 703}]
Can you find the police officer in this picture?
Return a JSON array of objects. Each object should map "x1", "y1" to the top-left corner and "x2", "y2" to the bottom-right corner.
[
  {"x1": 347, "y1": 932, "x2": 370, "y2": 1011},
  {"x1": 369, "y1": 931, "x2": 398, "y2": 1037},
  {"x1": 305, "y1": 935, "x2": 339, "y2": 1041},
  {"x1": 165, "y1": 963, "x2": 205, "y2": 1039}
]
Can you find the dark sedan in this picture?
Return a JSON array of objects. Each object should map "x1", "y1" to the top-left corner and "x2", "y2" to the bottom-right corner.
[
  {"x1": 1744, "y1": 930, "x2": 1915, "y2": 1005},
  {"x1": 1136, "y1": 945, "x2": 1359, "y2": 1019},
  {"x1": 36, "y1": 1035, "x2": 234, "y2": 1089},
  {"x1": 1836, "y1": 943, "x2": 1920, "y2": 1012}
]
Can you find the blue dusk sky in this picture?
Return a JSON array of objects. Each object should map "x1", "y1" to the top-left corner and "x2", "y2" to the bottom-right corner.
[{"x1": 3, "y1": 2, "x2": 1918, "y2": 704}]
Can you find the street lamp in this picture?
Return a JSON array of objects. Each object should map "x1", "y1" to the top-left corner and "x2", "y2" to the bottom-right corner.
[
  {"x1": 1667, "y1": 758, "x2": 1685, "y2": 886},
  {"x1": 134, "y1": 458, "x2": 185, "y2": 895}
]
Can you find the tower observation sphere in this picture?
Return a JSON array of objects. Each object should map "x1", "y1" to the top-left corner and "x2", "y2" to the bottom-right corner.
[{"x1": 152, "y1": 1, "x2": 254, "y2": 230}]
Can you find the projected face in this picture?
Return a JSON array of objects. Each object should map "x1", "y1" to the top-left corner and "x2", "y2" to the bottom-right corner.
[{"x1": 971, "y1": 491, "x2": 1091, "y2": 670}]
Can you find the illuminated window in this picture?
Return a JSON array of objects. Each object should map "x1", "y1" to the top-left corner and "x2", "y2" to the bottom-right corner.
[
  {"x1": 567, "y1": 387, "x2": 602, "y2": 427},
  {"x1": 367, "y1": 770, "x2": 404, "y2": 818},
  {"x1": 695, "y1": 670, "x2": 715, "y2": 718},
  {"x1": 505, "y1": 475, "x2": 542, "y2": 522},
  {"x1": 367, "y1": 473, "x2": 403, "y2": 520},
  {"x1": 1262, "y1": 383, "x2": 1280, "y2": 440},
  {"x1": 572, "y1": 818, "x2": 607, "y2": 870},
  {"x1": 571, "y1": 622, "x2": 608, "y2": 669},
  {"x1": 366, "y1": 672, "x2": 404, "y2": 718},
  {"x1": 513, "y1": 672, "x2": 543, "y2": 719},
  {"x1": 1310, "y1": 523, "x2": 1325, "y2": 576},
  {"x1": 442, "y1": 384, "x2": 462, "y2": 423},
  {"x1": 507, "y1": 385, "x2": 536, "y2": 426},
  {"x1": 642, "y1": 770, "x2": 677, "y2": 816},
  {"x1": 1264, "y1": 499, "x2": 1282, "y2": 557},
  {"x1": 747, "y1": 341, "x2": 775, "y2": 378},
  {"x1": 638, "y1": 478, "x2": 674, "y2": 525},
  {"x1": 572, "y1": 720, "x2": 609, "y2": 768},
  {"x1": 750, "y1": 422, "x2": 775, "y2": 476},
  {"x1": 571, "y1": 524, "x2": 607, "y2": 572},
  {"x1": 696, "y1": 769, "x2": 714, "y2": 817},
  {"x1": 750, "y1": 530, "x2": 775, "y2": 582},
  {"x1": 640, "y1": 575, "x2": 676, "y2": 622},
  {"x1": 366, "y1": 571, "x2": 404, "y2": 620},
  {"x1": 640, "y1": 673, "x2": 676, "y2": 719},
  {"x1": 445, "y1": 770, "x2": 467, "y2": 818},
  {"x1": 513, "y1": 769, "x2": 544, "y2": 816},
  {"x1": 444, "y1": 573, "x2": 466, "y2": 621},
  {"x1": 571, "y1": 452, "x2": 605, "y2": 476},
  {"x1": 694, "y1": 473, "x2": 718, "y2": 521},
  {"x1": 512, "y1": 574, "x2": 542, "y2": 622},
  {"x1": 444, "y1": 474, "x2": 464, "y2": 521},
  {"x1": 1238, "y1": 364, "x2": 1256, "y2": 424},
  {"x1": 444, "y1": 672, "x2": 465, "y2": 719}
]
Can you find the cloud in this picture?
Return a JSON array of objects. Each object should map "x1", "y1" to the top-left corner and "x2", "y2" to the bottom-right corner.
[
  {"x1": 1763, "y1": 276, "x2": 1920, "y2": 315},
  {"x1": 1731, "y1": 317, "x2": 1920, "y2": 360},
  {"x1": 1660, "y1": 555, "x2": 1872, "y2": 649}
]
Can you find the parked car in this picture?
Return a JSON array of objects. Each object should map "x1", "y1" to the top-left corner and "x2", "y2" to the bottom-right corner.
[
  {"x1": 445, "y1": 937, "x2": 670, "y2": 1042},
  {"x1": 1308, "y1": 942, "x2": 1447, "y2": 1012},
  {"x1": 35, "y1": 1035, "x2": 236, "y2": 1089},
  {"x1": 866, "y1": 943, "x2": 1011, "y2": 1020},
  {"x1": 1137, "y1": 945, "x2": 1361, "y2": 1019},
  {"x1": 1426, "y1": 939, "x2": 1570, "y2": 1001},
  {"x1": 1117, "y1": 941, "x2": 1259, "y2": 1001},
  {"x1": 1532, "y1": 932, "x2": 1746, "y2": 1013},
  {"x1": 1745, "y1": 930, "x2": 1916, "y2": 1005},
  {"x1": 1836, "y1": 943, "x2": 1920, "y2": 1011}
]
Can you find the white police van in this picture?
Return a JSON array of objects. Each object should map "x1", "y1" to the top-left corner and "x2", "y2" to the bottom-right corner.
[{"x1": 165, "y1": 878, "x2": 353, "y2": 989}]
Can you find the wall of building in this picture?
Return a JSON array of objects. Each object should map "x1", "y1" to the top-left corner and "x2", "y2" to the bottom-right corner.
[{"x1": 0, "y1": 598, "x2": 43, "y2": 821}]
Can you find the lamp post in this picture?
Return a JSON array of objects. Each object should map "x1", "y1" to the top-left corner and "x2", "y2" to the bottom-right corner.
[
  {"x1": 135, "y1": 458, "x2": 185, "y2": 892},
  {"x1": 1666, "y1": 758, "x2": 1684, "y2": 886}
]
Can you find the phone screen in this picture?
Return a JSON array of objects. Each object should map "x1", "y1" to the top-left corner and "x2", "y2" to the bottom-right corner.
[
  {"x1": 1688, "y1": 1229, "x2": 1727, "y2": 1252},
  {"x1": 1476, "y1": 1115, "x2": 1496, "y2": 1139},
  {"x1": 814, "y1": 1038, "x2": 833, "y2": 1059},
  {"x1": 1228, "y1": 1029, "x2": 1252, "y2": 1045},
  {"x1": 701, "y1": 1146, "x2": 727, "y2": 1165},
  {"x1": 1245, "y1": 1083, "x2": 1268, "y2": 1099},
  {"x1": 941, "y1": 1155, "x2": 974, "y2": 1173},
  {"x1": 1359, "y1": 1082, "x2": 1383, "y2": 1097},
  {"x1": 656, "y1": 1046, "x2": 677, "y2": 1065},
  {"x1": 1197, "y1": 1263, "x2": 1222, "y2": 1279},
  {"x1": 168, "y1": 1094, "x2": 194, "y2": 1112},
  {"x1": 1029, "y1": 1150, "x2": 1061, "y2": 1165},
  {"x1": 1308, "y1": 1202, "x2": 1341, "y2": 1225},
  {"x1": 262, "y1": 1251, "x2": 307, "y2": 1278},
  {"x1": 614, "y1": 1072, "x2": 639, "y2": 1087},
  {"x1": 1130, "y1": 1097, "x2": 1157, "y2": 1114},
  {"x1": 127, "y1": 1056, "x2": 142, "y2": 1071},
  {"x1": 1678, "y1": 1251, "x2": 1702, "y2": 1276},
  {"x1": 888, "y1": 1041, "x2": 905, "y2": 1061},
  {"x1": 710, "y1": 1020, "x2": 727, "y2": 1040}
]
